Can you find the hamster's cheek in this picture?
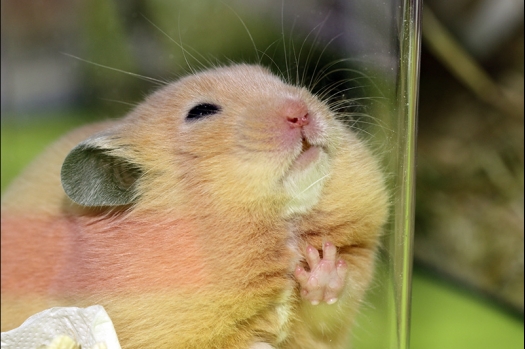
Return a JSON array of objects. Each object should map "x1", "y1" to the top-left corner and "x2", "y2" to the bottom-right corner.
[{"x1": 177, "y1": 122, "x2": 236, "y2": 159}]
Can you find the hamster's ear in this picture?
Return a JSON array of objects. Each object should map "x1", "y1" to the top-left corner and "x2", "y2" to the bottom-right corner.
[{"x1": 61, "y1": 133, "x2": 142, "y2": 207}]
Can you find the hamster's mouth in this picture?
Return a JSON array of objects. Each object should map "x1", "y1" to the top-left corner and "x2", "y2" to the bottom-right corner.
[
  {"x1": 301, "y1": 138, "x2": 312, "y2": 153},
  {"x1": 291, "y1": 138, "x2": 322, "y2": 171}
]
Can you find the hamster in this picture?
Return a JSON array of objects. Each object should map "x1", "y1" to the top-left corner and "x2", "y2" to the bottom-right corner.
[{"x1": 1, "y1": 64, "x2": 388, "y2": 349}]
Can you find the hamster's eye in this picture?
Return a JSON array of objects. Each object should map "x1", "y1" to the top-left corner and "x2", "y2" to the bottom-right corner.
[{"x1": 186, "y1": 103, "x2": 221, "y2": 121}]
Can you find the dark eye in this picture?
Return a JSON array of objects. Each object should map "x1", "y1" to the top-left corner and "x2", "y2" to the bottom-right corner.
[{"x1": 186, "y1": 103, "x2": 221, "y2": 121}]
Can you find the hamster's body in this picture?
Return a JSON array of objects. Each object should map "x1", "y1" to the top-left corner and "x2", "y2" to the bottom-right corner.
[{"x1": 1, "y1": 65, "x2": 388, "y2": 348}]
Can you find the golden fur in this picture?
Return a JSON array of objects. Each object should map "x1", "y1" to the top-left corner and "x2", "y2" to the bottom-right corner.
[{"x1": 1, "y1": 65, "x2": 388, "y2": 348}]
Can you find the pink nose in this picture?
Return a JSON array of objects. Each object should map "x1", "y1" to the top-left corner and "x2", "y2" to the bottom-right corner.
[
  {"x1": 287, "y1": 113, "x2": 310, "y2": 128},
  {"x1": 284, "y1": 99, "x2": 310, "y2": 128}
]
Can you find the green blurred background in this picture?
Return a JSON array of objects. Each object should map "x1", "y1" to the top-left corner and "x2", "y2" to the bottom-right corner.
[{"x1": 1, "y1": 0, "x2": 523, "y2": 348}]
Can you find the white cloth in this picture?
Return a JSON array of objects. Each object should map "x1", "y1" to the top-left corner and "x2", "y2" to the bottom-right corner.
[{"x1": 1, "y1": 305, "x2": 121, "y2": 349}]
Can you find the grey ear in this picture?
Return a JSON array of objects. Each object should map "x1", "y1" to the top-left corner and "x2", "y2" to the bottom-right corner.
[{"x1": 61, "y1": 134, "x2": 142, "y2": 207}]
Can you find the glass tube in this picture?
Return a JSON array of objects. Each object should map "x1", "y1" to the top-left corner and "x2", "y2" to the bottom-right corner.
[
  {"x1": 345, "y1": 1, "x2": 421, "y2": 348},
  {"x1": 348, "y1": 0, "x2": 421, "y2": 349}
]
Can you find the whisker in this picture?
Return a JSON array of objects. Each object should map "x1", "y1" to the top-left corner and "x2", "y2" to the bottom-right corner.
[
  {"x1": 290, "y1": 173, "x2": 330, "y2": 202},
  {"x1": 281, "y1": 1, "x2": 291, "y2": 84},
  {"x1": 259, "y1": 38, "x2": 287, "y2": 77},
  {"x1": 141, "y1": 14, "x2": 209, "y2": 73},
  {"x1": 299, "y1": 15, "x2": 330, "y2": 87},
  {"x1": 222, "y1": 2, "x2": 260, "y2": 64},
  {"x1": 99, "y1": 98, "x2": 140, "y2": 108},
  {"x1": 61, "y1": 53, "x2": 166, "y2": 85},
  {"x1": 307, "y1": 33, "x2": 343, "y2": 91}
]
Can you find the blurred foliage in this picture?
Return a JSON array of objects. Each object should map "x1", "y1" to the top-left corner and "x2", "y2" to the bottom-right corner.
[
  {"x1": 1, "y1": 112, "x2": 93, "y2": 191},
  {"x1": 416, "y1": 4, "x2": 524, "y2": 313}
]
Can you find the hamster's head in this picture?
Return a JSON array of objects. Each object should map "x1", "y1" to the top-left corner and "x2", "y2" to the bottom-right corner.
[{"x1": 61, "y1": 65, "x2": 349, "y2": 217}]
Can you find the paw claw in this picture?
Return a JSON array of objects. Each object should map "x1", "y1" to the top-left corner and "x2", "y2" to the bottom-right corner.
[{"x1": 326, "y1": 298, "x2": 338, "y2": 305}]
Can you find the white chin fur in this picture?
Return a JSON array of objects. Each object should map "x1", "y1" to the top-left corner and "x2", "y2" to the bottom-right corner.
[{"x1": 282, "y1": 151, "x2": 330, "y2": 217}]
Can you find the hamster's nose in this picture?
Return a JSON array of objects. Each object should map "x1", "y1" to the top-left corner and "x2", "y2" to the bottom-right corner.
[
  {"x1": 287, "y1": 113, "x2": 310, "y2": 128},
  {"x1": 284, "y1": 99, "x2": 310, "y2": 128}
]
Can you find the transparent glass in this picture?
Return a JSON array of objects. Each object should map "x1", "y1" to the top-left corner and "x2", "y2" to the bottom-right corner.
[
  {"x1": 1, "y1": 0, "x2": 421, "y2": 347},
  {"x1": 346, "y1": 1, "x2": 421, "y2": 348}
]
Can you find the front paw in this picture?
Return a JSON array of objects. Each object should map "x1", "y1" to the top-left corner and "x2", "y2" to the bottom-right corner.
[{"x1": 294, "y1": 241, "x2": 348, "y2": 305}]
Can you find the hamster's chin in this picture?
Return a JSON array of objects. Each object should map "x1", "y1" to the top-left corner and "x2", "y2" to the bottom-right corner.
[{"x1": 282, "y1": 147, "x2": 331, "y2": 217}]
